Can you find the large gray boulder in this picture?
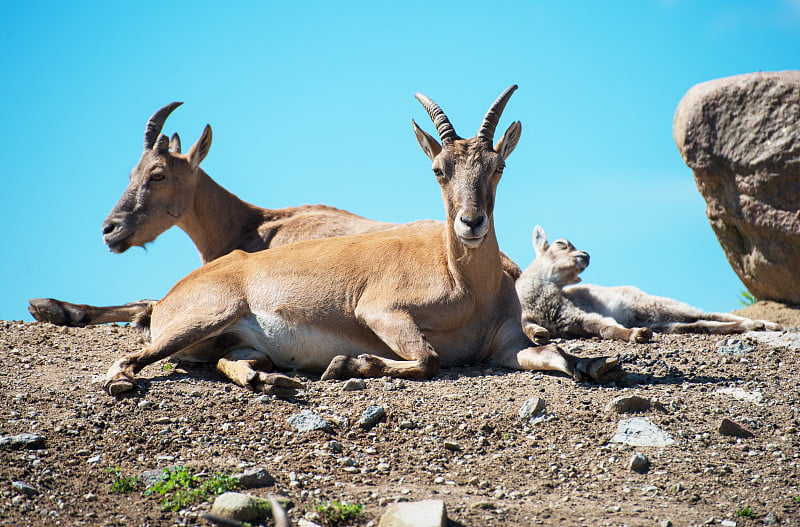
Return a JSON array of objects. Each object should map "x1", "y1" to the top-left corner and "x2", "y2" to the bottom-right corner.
[{"x1": 674, "y1": 71, "x2": 800, "y2": 304}]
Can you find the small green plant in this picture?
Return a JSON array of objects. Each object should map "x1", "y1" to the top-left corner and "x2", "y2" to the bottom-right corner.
[
  {"x1": 739, "y1": 290, "x2": 757, "y2": 306},
  {"x1": 794, "y1": 495, "x2": 800, "y2": 504},
  {"x1": 145, "y1": 466, "x2": 239, "y2": 511},
  {"x1": 315, "y1": 500, "x2": 364, "y2": 526},
  {"x1": 106, "y1": 466, "x2": 139, "y2": 493},
  {"x1": 161, "y1": 362, "x2": 174, "y2": 371},
  {"x1": 737, "y1": 506, "x2": 755, "y2": 518}
]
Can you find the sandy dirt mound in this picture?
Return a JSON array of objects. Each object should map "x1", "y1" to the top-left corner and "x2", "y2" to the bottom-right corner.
[
  {"x1": 1, "y1": 319, "x2": 799, "y2": 526},
  {"x1": 734, "y1": 300, "x2": 800, "y2": 328}
]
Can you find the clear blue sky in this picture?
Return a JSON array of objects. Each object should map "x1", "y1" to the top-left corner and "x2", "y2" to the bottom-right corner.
[{"x1": 2, "y1": 1, "x2": 799, "y2": 321}]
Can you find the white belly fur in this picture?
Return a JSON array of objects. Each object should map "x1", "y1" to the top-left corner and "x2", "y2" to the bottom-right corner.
[{"x1": 222, "y1": 312, "x2": 380, "y2": 372}]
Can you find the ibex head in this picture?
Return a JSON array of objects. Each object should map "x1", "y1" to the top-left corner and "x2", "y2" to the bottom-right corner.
[
  {"x1": 412, "y1": 85, "x2": 521, "y2": 249},
  {"x1": 531, "y1": 225, "x2": 590, "y2": 286},
  {"x1": 102, "y1": 102, "x2": 212, "y2": 253}
]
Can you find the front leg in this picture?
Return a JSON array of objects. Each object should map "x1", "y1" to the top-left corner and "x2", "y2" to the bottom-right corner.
[
  {"x1": 490, "y1": 319, "x2": 625, "y2": 383},
  {"x1": 521, "y1": 313, "x2": 550, "y2": 345},
  {"x1": 568, "y1": 312, "x2": 652, "y2": 343},
  {"x1": 321, "y1": 308, "x2": 440, "y2": 380},
  {"x1": 103, "y1": 296, "x2": 247, "y2": 395},
  {"x1": 216, "y1": 348, "x2": 304, "y2": 398}
]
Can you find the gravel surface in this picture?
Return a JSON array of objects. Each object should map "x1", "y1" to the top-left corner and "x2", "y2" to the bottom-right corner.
[{"x1": 1, "y1": 302, "x2": 799, "y2": 526}]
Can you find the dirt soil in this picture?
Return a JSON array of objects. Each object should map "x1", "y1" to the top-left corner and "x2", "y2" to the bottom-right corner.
[{"x1": 1, "y1": 301, "x2": 799, "y2": 527}]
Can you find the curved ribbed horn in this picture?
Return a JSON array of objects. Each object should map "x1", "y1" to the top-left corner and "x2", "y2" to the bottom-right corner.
[
  {"x1": 414, "y1": 92, "x2": 459, "y2": 142},
  {"x1": 477, "y1": 85, "x2": 518, "y2": 142},
  {"x1": 144, "y1": 102, "x2": 183, "y2": 151}
]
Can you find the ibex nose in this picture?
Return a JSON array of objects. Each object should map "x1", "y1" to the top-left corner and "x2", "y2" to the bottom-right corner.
[
  {"x1": 102, "y1": 219, "x2": 118, "y2": 236},
  {"x1": 459, "y1": 213, "x2": 486, "y2": 230}
]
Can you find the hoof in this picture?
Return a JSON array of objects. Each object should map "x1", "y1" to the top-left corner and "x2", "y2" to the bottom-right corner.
[
  {"x1": 28, "y1": 298, "x2": 73, "y2": 326},
  {"x1": 629, "y1": 327, "x2": 652, "y2": 343},
  {"x1": 575, "y1": 356, "x2": 625, "y2": 383},
  {"x1": 250, "y1": 373, "x2": 305, "y2": 398},
  {"x1": 104, "y1": 377, "x2": 137, "y2": 396},
  {"x1": 321, "y1": 355, "x2": 350, "y2": 381}
]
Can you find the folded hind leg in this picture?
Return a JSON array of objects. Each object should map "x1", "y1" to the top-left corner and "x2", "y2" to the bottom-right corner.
[{"x1": 217, "y1": 348, "x2": 304, "y2": 397}]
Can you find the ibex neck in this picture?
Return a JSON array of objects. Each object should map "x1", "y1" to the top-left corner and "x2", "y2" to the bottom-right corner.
[
  {"x1": 177, "y1": 170, "x2": 267, "y2": 264},
  {"x1": 445, "y1": 216, "x2": 504, "y2": 296}
]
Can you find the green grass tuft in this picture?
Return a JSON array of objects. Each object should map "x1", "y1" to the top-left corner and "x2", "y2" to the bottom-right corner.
[
  {"x1": 106, "y1": 466, "x2": 139, "y2": 494},
  {"x1": 738, "y1": 290, "x2": 757, "y2": 306},
  {"x1": 315, "y1": 499, "x2": 365, "y2": 526},
  {"x1": 144, "y1": 466, "x2": 239, "y2": 511},
  {"x1": 737, "y1": 506, "x2": 755, "y2": 518}
]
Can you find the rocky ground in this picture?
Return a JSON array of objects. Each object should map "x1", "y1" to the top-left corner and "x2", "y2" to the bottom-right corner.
[{"x1": 1, "y1": 302, "x2": 799, "y2": 526}]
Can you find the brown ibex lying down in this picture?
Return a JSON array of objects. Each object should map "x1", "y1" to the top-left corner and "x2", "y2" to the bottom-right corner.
[
  {"x1": 516, "y1": 225, "x2": 782, "y2": 343},
  {"x1": 28, "y1": 102, "x2": 520, "y2": 327},
  {"x1": 103, "y1": 86, "x2": 624, "y2": 396}
]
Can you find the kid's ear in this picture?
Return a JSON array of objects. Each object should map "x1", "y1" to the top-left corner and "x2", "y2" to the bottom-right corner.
[{"x1": 532, "y1": 225, "x2": 548, "y2": 256}]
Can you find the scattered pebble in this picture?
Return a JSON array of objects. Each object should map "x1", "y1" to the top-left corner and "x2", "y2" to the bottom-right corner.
[
  {"x1": 605, "y1": 395, "x2": 651, "y2": 414},
  {"x1": 611, "y1": 418, "x2": 674, "y2": 447},
  {"x1": 0, "y1": 433, "x2": 45, "y2": 450},
  {"x1": 342, "y1": 378, "x2": 366, "y2": 391},
  {"x1": 359, "y1": 405, "x2": 386, "y2": 430},
  {"x1": 12, "y1": 481, "x2": 38, "y2": 496},
  {"x1": 287, "y1": 411, "x2": 331, "y2": 433},
  {"x1": 443, "y1": 441, "x2": 462, "y2": 452},
  {"x1": 233, "y1": 467, "x2": 275, "y2": 488},
  {"x1": 628, "y1": 453, "x2": 650, "y2": 473},
  {"x1": 718, "y1": 418, "x2": 755, "y2": 438},
  {"x1": 518, "y1": 397, "x2": 546, "y2": 420}
]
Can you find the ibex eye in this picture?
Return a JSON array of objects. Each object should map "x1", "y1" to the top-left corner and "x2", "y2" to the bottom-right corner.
[
  {"x1": 433, "y1": 169, "x2": 444, "y2": 178},
  {"x1": 151, "y1": 172, "x2": 166, "y2": 181}
]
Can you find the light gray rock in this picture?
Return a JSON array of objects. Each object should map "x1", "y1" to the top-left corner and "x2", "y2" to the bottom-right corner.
[
  {"x1": 605, "y1": 395, "x2": 651, "y2": 414},
  {"x1": 763, "y1": 511, "x2": 779, "y2": 525},
  {"x1": 717, "y1": 339, "x2": 755, "y2": 356},
  {"x1": 379, "y1": 499, "x2": 448, "y2": 527},
  {"x1": 287, "y1": 411, "x2": 331, "y2": 433},
  {"x1": 674, "y1": 70, "x2": 800, "y2": 303},
  {"x1": 611, "y1": 418, "x2": 675, "y2": 447},
  {"x1": 747, "y1": 330, "x2": 800, "y2": 351},
  {"x1": 342, "y1": 378, "x2": 366, "y2": 391},
  {"x1": 0, "y1": 433, "x2": 45, "y2": 450},
  {"x1": 714, "y1": 387, "x2": 763, "y2": 405},
  {"x1": 359, "y1": 405, "x2": 386, "y2": 430},
  {"x1": 519, "y1": 397, "x2": 546, "y2": 420}
]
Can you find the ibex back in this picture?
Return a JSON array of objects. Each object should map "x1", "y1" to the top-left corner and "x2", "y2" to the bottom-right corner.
[{"x1": 103, "y1": 87, "x2": 624, "y2": 396}]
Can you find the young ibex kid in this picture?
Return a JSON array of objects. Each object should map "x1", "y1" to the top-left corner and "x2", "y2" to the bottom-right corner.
[{"x1": 516, "y1": 225, "x2": 781, "y2": 343}]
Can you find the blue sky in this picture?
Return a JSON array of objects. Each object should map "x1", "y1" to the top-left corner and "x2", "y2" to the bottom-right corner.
[{"x1": 2, "y1": 1, "x2": 799, "y2": 321}]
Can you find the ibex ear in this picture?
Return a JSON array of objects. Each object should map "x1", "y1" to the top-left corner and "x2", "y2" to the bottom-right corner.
[
  {"x1": 494, "y1": 121, "x2": 521, "y2": 160},
  {"x1": 187, "y1": 125, "x2": 212, "y2": 169},
  {"x1": 170, "y1": 133, "x2": 182, "y2": 154},
  {"x1": 532, "y1": 225, "x2": 548, "y2": 256},
  {"x1": 412, "y1": 120, "x2": 442, "y2": 161},
  {"x1": 154, "y1": 134, "x2": 171, "y2": 153}
]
